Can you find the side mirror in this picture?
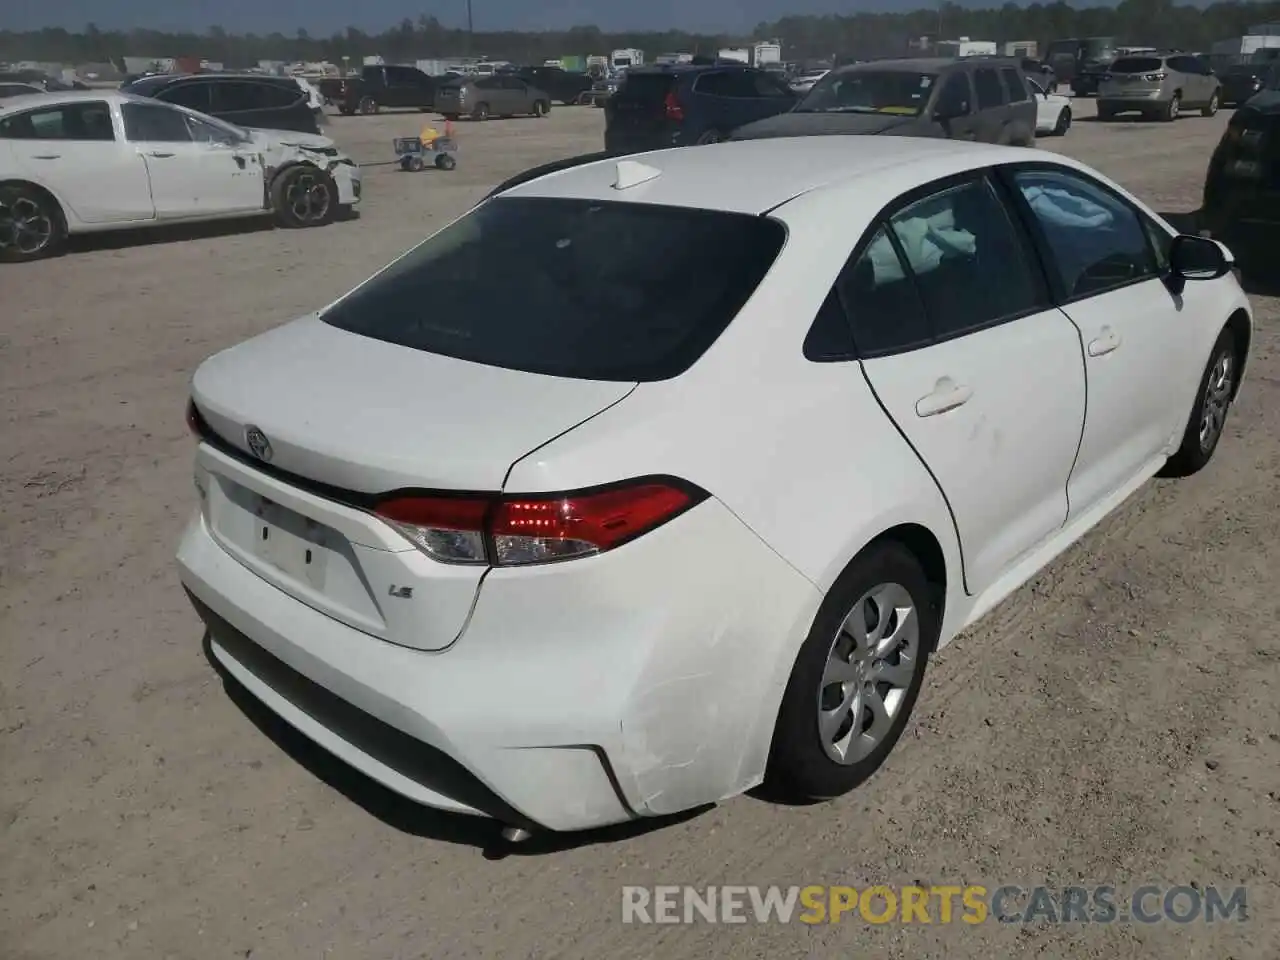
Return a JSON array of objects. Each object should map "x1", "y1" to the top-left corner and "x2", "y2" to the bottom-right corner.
[
  {"x1": 1165, "y1": 234, "x2": 1231, "y2": 294},
  {"x1": 934, "y1": 101, "x2": 968, "y2": 122}
]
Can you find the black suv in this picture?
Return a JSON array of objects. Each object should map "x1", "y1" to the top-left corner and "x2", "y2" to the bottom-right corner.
[
  {"x1": 1201, "y1": 88, "x2": 1280, "y2": 268},
  {"x1": 603, "y1": 63, "x2": 798, "y2": 151},
  {"x1": 732, "y1": 57, "x2": 1037, "y2": 147},
  {"x1": 120, "y1": 73, "x2": 320, "y2": 134}
]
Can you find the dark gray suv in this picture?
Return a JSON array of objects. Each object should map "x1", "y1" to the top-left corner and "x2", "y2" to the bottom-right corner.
[{"x1": 731, "y1": 57, "x2": 1037, "y2": 147}]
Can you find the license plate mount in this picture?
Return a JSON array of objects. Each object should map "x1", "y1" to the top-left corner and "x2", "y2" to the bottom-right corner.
[{"x1": 253, "y1": 497, "x2": 329, "y2": 590}]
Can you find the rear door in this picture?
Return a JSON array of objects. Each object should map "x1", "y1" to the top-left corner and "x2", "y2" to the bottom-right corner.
[
  {"x1": 846, "y1": 172, "x2": 1087, "y2": 594},
  {"x1": 1, "y1": 99, "x2": 155, "y2": 223},
  {"x1": 971, "y1": 66, "x2": 1009, "y2": 142},
  {"x1": 929, "y1": 71, "x2": 979, "y2": 140}
]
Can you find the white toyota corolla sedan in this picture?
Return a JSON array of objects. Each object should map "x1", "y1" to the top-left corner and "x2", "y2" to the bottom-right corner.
[
  {"x1": 178, "y1": 136, "x2": 1252, "y2": 838},
  {"x1": 0, "y1": 91, "x2": 360, "y2": 262}
]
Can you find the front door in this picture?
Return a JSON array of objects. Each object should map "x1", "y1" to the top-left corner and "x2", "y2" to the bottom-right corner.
[
  {"x1": 2, "y1": 99, "x2": 154, "y2": 223},
  {"x1": 845, "y1": 174, "x2": 1087, "y2": 593},
  {"x1": 122, "y1": 101, "x2": 263, "y2": 219},
  {"x1": 1003, "y1": 166, "x2": 1189, "y2": 518},
  {"x1": 930, "y1": 72, "x2": 978, "y2": 140}
]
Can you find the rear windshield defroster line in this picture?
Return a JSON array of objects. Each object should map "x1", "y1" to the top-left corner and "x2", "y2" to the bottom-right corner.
[{"x1": 322, "y1": 196, "x2": 787, "y2": 383}]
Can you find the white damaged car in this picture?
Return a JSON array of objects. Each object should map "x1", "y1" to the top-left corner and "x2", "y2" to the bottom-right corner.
[
  {"x1": 1029, "y1": 77, "x2": 1073, "y2": 136},
  {"x1": 0, "y1": 90, "x2": 361, "y2": 262}
]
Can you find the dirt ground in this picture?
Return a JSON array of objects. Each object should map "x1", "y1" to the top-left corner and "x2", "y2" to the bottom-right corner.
[{"x1": 2, "y1": 100, "x2": 1278, "y2": 960}]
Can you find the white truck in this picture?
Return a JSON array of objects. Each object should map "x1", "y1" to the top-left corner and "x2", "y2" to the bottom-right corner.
[
  {"x1": 1210, "y1": 34, "x2": 1280, "y2": 69},
  {"x1": 936, "y1": 38, "x2": 998, "y2": 58},
  {"x1": 610, "y1": 48, "x2": 643, "y2": 71},
  {"x1": 753, "y1": 41, "x2": 782, "y2": 67},
  {"x1": 718, "y1": 47, "x2": 750, "y2": 64}
]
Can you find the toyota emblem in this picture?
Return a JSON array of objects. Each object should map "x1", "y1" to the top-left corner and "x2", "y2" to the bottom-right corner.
[{"x1": 245, "y1": 425, "x2": 273, "y2": 462}]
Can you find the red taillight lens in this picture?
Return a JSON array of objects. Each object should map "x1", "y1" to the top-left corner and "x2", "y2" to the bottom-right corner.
[
  {"x1": 375, "y1": 495, "x2": 491, "y2": 564},
  {"x1": 373, "y1": 480, "x2": 703, "y2": 566},
  {"x1": 1144, "y1": 72, "x2": 1166, "y2": 82},
  {"x1": 663, "y1": 90, "x2": 684, "y2": 120}
]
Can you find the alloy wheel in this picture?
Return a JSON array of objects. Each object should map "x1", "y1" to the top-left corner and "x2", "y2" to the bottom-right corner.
[
  {"x1": 817, "y1": 582, "x2": 920, "y2": 765},
  {"x1": 0, "y1": 195, "x2": 54, "y2": 257},
  {"x1": 285, "y1": 173, "x2": 331, "y2": 224},
  {"x1": 1199, "y1": 351, "x2": 1233, "y2": 452}
]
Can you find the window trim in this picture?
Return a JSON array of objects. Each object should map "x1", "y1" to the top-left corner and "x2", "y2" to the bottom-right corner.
[
  {"x1": 995, "y1": 161, "x2": 1167, "y2": 307},
  {"x1": 803, "y1": 168, "x2": 1054, "y2": 363}
]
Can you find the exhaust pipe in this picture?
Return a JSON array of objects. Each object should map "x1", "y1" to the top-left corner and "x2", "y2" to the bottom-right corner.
[{"x1": 500, "y1": 825, "x2": 532, "y2": 843}]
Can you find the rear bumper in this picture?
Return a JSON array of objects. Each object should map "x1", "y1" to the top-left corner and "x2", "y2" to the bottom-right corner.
[
  {"x1": 177, "y1": 496, "x2": 821, "y2": 832},
  {"x1": 1097, "y1": 93, "x2": 1166, "y2": 109}
]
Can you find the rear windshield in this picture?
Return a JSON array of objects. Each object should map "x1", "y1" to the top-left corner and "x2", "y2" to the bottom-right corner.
[
  {"x1": 614, "y1": 73, "x2": 678, "y2": 101},
  {"x1": 321, "y1": 196, "x2": 787, "y2": 382},
  {"x1": 1110, "y1": 57, "x2": 1163, "y2": 74}
]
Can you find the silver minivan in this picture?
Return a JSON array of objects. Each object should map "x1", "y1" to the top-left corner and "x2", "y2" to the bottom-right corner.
[{"x1": 1097, "y1": 53, "x2": 1221, "y2": 121}]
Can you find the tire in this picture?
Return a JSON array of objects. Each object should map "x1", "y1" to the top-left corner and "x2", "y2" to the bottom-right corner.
[
  {"x1": 767, "y1": 541, "x2": 938, "y2": 800},
  {"x1": 358, "y1": 95, "x2": 378, "y2": 115},
  {"x1": 270, "y1": 165, "x2": 337, "y2": 229},
  {"x1": 472, "y1": 102, "x2": 490, "y2": 121},
  {"x1": 434, "y1": 153, "x2": 456, "y2": 171},
  {"x1": 1202, "y1": 91, "x2": 1220, "y2": 117},
  {"x1": 405, "y1": 155, "x2": 424, "y2": 172},
  {"x1": 532, "y1": 100, "x2": 549, "y2": 118},
  {"x1": 1053, "y1": 107, "x2": 1071, "y2": 136},
  {"x1": 1160, "y1": 328, "x2": 1240, "y2": 478},
  {"x1": 1163, "y1": 94, "x2": 1181, "y2": 122},
  {"x1": 0, "y1": 183, "x2": 65, "y2": 263}
]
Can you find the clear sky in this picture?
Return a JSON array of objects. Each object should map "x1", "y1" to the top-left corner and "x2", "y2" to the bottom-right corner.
[{"x1": 8, "y1": 0, "x2": 1121, "y2": 38}]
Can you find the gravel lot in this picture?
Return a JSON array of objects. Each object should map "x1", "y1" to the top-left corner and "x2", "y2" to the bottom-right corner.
[{"x1": 2, "y1": 100, "x2": 1278, "y2": 960}]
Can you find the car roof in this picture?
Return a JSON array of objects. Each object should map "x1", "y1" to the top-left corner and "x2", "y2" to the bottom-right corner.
[
  {"x1": 0, "y1": 89, "x2": 190, "y2": 117},
  {"x1": 497, "y1": 136, "x2": 1071, "y2": 215}
]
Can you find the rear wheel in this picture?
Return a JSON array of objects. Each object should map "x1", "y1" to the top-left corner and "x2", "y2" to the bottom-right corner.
[
  {"x1": 767, "y1": 541, "x2": 937, "y2": 800},
  {"x1": 1160, "y1": 328, "x2": 1240, "y2": 478},
  {"x1": 1202, "y1": 91, "x2": 1220, "y2": 117},
  {"x1": 1164, "y1": 93, "x2": 1181, "y2": 122},
  {"x1": 271, "y1": 165, "x2": 337, "y2": 228},
  {"x1": 1054, "y1": 107, "x2": 1071, "y2": 135},
  {"x1": 0, "y1": 183, "x2": 65, "y2": 263},
  {"x1": 532, "y1": 100, "x2": 549, "y2": 118},
  {"x1": 358, "y1": 95, "x2": 379, "y2": 115},
  {"x1": 472, "y1": 102, "x2": 490, "y2": 121}
]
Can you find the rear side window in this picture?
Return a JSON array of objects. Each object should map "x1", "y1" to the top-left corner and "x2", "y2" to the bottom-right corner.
[
  {"x1": 973, "y1": 69, "x2": 1006, "y2": 109},
  {"x1": 695, "y1": 71, "x2": 759, "y2": 98},
  {"x1": 1111, "y1": 57, "x2": 1163, "y2": 74},
  {"x1": 157, "y1": 82, "x2": 213, "y2": 112},
  {"x1": 215, "y1": 81, "x2": 298, "y2": 112},
  {"x1": 1000, "y1": 68, "x2": 1029, "y2": 102},
  {"x1": 886, "y1": 178, "x2": 1042, "y2": 341},
  {"x1": 322, "y1": 197, "x2": 787, "y2": 382},
  {"x1": 838, "y1": 226, "x2": 932, "y2": 356},
  {"x1": 0, "y1": 101, "x2": 114, "y2": 141}
]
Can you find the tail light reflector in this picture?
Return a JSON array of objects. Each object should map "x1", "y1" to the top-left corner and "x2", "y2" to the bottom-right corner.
[
  {"x1": 663, "y1": 90, "x2": 684, "y2": 120},
  {"x1": 1144, "y1": 72, "x2": 1166, "y2": 82},
  {"x1": 373, "y1": 479, "x2": 705, "y2": 566}
]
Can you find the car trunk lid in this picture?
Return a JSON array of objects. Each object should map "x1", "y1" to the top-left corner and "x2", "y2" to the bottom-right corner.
[
  {"x1": 606, "y1": 72, "x2": 679, "y2": 134},
  {"x1": 190, "y1": 315, "x2": 635, "y2": 650}
]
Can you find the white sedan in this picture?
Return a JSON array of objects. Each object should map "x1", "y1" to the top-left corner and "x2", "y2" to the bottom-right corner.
[
  {"x1": 178, "y1": 137, "x2": 1250, "y2": 839},
  {"x1": 1030, "y1": 77, "x2": 1073, "y2": 135},
  {"x1": 0, "y1": 90, "x2": 361, "y2": 262}
]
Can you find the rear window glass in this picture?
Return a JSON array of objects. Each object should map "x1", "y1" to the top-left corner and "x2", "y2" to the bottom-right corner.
[
  {"x1": 1110, "y1": 58, "x2": 1163, "y2": 74},
  {"x1": 321, "y1": 197, "x2": 786, "y2": 382},
  {"x1": 615, "y1": 73, "x2": 678, "y2": 101}
]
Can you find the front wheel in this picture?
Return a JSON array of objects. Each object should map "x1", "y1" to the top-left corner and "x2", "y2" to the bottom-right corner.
[
  {"x1": 1160, "y1": 327, "x2": 1239, "y2": 478},
  {"x1": 434, "y1": 153, "x2": 456, "y2": 171},
  {"x1": 1054, "y1": 107, "x2": 1071, "y2": 136},
  {"x1": 1202, "y1": 91, "x2": 1220, "y2": 117},
  {"x1": 767, "y1": 541, "x2": 937, "y2": 800},
  {"x1": 271, "y1": 165, "x2": 337, "y2": 229},
  {"x1": 0, "y1": 184, "x2": 65, "y2": 263},
  {"x1": 1164, "y1": 94, "x2": 1181, "y2": 122},
  {"x1": 532, "y1": 100, "x2": 549, "y2": 118}
]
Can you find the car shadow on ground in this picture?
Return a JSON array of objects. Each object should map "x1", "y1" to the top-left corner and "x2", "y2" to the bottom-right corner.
[
  {"x1": 60, "y1": 209, "x2": 360, "y2": 257},
  {"x1": 203, "y1": 631, "x2": 709, "y2": 859},
  {"x1": 1160, "y1": 209, "x2": 1280, "y2": 297}
]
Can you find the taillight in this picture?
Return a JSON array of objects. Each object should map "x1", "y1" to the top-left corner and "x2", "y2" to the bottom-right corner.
[
  {"x1": 373, "y1": 479, "x2": 705, "y2": 567},
  {"x1": 1144, "y1": 72, "x2": 1166, "y2": 82},
  {"x1": 663, "y1": 90, "x2": 684, "y2": 120}
]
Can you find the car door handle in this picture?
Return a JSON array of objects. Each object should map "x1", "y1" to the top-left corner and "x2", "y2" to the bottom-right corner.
[
  {"x1": 1087, "y1": 328, "x2": 1122, "y2": 357},
  {"x1": 147, "y1": 151, "x2": 176, "y2": 158},
  {"x1": 915, "y1": 379, "x2": 973, "y2": 417},
  {"x1": 31, "y1": 154, "x2": 61, "y2": 160}
]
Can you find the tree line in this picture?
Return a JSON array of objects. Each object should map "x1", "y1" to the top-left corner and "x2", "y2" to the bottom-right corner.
[{"x1": 4, "y1": 0, "x2": 1280, "y2": 67}]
